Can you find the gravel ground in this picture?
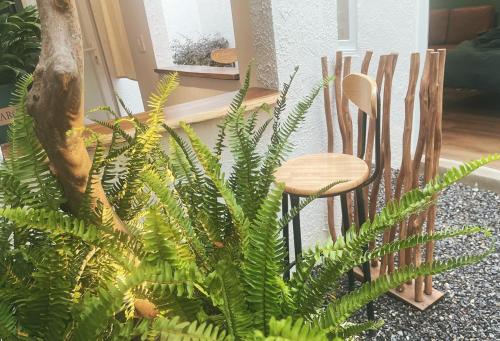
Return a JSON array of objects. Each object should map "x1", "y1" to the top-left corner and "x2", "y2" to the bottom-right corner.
[{"x1": 351, "y1": 181, "x2": 500, "y2": 340}]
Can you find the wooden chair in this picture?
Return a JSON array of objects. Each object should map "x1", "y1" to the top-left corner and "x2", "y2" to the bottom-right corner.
[
  {"x1": 210, "y1": 48, "x2": 238, "y2": 66},
  {"x1": 275, "y1": 73, "x2": 382, "y2": 321}
]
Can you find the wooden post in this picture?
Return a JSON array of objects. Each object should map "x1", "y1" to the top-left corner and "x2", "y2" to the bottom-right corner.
[
  {"x1": 321, "y1": 56, "x2": 336, "y2": 241},
  {"x1": 415, "y1": 52, "x2": 439, "y2": 302},
  {"x1": 392, "y1": 53, "x2": 420, "y2": 282},
  {"x1": 355, "y1": 51, "x2": 373, "y2": 230},
  {"x1": 424, "y1": 49, "x2": 447, "y2": 295},
  {"x1": 368, "y1": 55, "x2": 387, "y2": 266},
  {"x1": 341, "y1": 57, "x2": 355, "y2": 226},
  {"x1": 406, "y1": 50, "x2": 432, "y2": 273},
  {"x1": 379, "y1": 53, "x2": 398, "y2": 277},
  {"x1": 357, "y1": 51, "x2": 374, "y2": 159}
]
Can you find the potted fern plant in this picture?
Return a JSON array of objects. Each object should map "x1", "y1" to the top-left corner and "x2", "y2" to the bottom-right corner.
[
  {"x1": 0, "y1": 67, "x2": 497, "y2": 340},
  {"x1": 0, "y1": 0, "x2": 40, "y2": 144}
]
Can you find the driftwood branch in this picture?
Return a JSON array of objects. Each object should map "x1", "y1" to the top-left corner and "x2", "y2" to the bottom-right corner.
[{"x1": 27, "y1": 0, "x2": 126, "y2": 232}]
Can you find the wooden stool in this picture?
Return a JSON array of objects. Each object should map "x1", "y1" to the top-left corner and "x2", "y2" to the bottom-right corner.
[
  {"x1": 275, "y1": 73, "x2": 381, "y2": 321},
  {"x1": 211, "y1": 48, "x2": 238, "y2": 66}
]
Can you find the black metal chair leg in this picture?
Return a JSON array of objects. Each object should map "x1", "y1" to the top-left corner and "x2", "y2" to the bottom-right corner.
[
  {"x1": 341, "y1": 194, "x2": 355, "y2": 291},
  {"x1": 290, "y1": 195, "x2": 302, "y2": 263},
  {"x1": 356, "y1": 189, "x2": 375, "y2": 322},
  {"x1": 282, "y1": 193, "x2": 290, "y2": 280}
]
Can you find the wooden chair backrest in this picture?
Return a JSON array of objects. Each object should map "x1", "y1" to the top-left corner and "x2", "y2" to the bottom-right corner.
[
  {"x1": 342, "y1": 73, "x2": 378, "y2": 119},
  {"x1": 210, "y1": 48, "x2": 238, "y2": 65}
]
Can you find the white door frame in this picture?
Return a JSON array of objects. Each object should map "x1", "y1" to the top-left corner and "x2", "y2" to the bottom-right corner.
[{"x1": 76, "y1": 0, "x2": 119, "y2": 117}]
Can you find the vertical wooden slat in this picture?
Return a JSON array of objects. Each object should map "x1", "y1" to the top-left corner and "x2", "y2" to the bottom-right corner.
[
  {"x1": 321, "y1": 56, "x2": 336, "y2": 241},
  {"x1": 341, "y1": 56, "x2": 354, "y2": 155},
  {"x1": 334, "y1": 51, "x2": 344, "y2": 138},
  {"x1": 415, "y1": 51, "x2": 439, "y2": 302},
  {"x1": 355, "y1": 51, "x2": 373, "y2": 229},
  {"x1": 406, "y1": 50, "x2": 433, "y2": 272},
  {"x1": 368, "y1": 55, "x2": 388, "y2": 266},
  {"x1": 391, "y1": 53, "x2": 420, "y2": 281},
  {"x1": 357, "y1": 50, "x2": 374, "y2": 158},
  {"x1": 424, "y1": 49, "x2": 447, "y2": 295},
  {"x1": 378, "y1": 53, "x2": 398, "y2": 277},
  {"x1": 341, "y1": 56, "x2": 355, "y2": 226}
]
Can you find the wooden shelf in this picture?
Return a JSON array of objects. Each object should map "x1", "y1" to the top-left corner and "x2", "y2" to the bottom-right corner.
[
  {"x1": 87, "y1": 87, "x2": 279, "y2": 145},
  {"x1": 155, "y1": 65, "x2": 240, "y2": 80}
]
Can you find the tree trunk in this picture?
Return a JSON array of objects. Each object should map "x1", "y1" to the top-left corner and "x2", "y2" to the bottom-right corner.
[{"x1": 27, "y1": 0, "x2": 126, "y2": 232}]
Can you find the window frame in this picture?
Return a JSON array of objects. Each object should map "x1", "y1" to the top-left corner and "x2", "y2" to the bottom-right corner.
[{"x1": 337, "y1": 0, "x2": 358, "y2": 52}]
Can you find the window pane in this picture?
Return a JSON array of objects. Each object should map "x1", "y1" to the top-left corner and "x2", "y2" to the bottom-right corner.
[{"x1": 337, "y1": 0, "x2": 350, "y2": 40}]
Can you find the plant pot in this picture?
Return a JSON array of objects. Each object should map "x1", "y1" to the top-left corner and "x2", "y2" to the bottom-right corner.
[{"x1": 0, "y1": 83, "x2": 16, "y2": 145}]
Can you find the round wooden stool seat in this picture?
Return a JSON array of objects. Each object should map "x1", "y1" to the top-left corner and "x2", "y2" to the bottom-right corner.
[{"x1": 274, "y1": 153, "x2": 370, "y2": 196}]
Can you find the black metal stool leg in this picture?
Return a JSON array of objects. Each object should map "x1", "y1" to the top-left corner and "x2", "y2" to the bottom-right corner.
[
  {"x1": 356, "y1": 189, "x2": 375, "y2": 322},
  {"x1": 341, "y1": 194, "x2": 355, "y2": 291},
  {"x1": 290, "y1": 195, "x2": 302, "y2": 263},
  {"x1": 282, "y1": 193, "x2": 290, "y2": 280}
]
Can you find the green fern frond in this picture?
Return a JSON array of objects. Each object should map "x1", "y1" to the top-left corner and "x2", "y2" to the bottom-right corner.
[
  {"x1": 78, "y1": 139, "x2": 106, "y2": 219},
  {"x1": 5, "y1": 74, "x2": 64, "y2": 209},
  {"x1": 0, "y1": 301, "x2": 17, "y2": 339},
  {"x1": 243, "y1": 184, "x2": 286, "y2": 334},
  {"x1": 116, "y1": 93, "x2": 136, "y2": 119},
  {"x1": 359, "y1": 226, "x2": 491, "y2": 266},
  {"x1": 149, "y1": 316, "x2": 228, "y2": 341},
  {"x1": 91, "y1": 118, "x2": 134, "y2": 145},
  {"x1": 141, "y1": 168, "x2": 207, "y2": 267},
  {"x1": 214, "y1": 65, "x2": 252, "y2": 156},
  {"x1": 0, "y1": 207, "x2": 100, "y2": 243},
  {"x1": 278, "y1": 180, "x2": 347, "y2": 230},
  {"x1": 271, "y1": 66, "x2": 300, "y2": 143},
  {"x1": 319, "y1": 249, "x2": 494, "y2": 328},
  {"x1": 19, "y1": 250, "x2": 72, "y2": 340},
  {"x1": 73, "y1": 264, "x2": 200, "y2": 340},
  {"x1": 255, "y1": 317, "x2": 328, "y2": 341},
  {"x1": 148, "y1": 73, "x2": 179, "y2": 116},
  {"x1": 214, "y1": 260, "x2": 252, "y2": 339},
  {"x1": 0, "y1": 207, "x2": 133, "y2": 268},
  {"x1": 142, "y1": 207, "x2": 199, "y2": 270},
  {"x1": 181, "y1": 122, "x2": 250, "y2": 243},
  {"x1": 251, "y1": 117, "x2": 273, "y2": 148},
  {"x1": 257, "y1": 77, "x2": 329, "y2": 200},
  {"x1": 332, "y1": 320, "x2": 384, "y2": 338},
  {"x1": 227, "y1": 106, "x2": 263, "y2": 219},
  {"x1": 422, "y1": 154, "x2": 500, "y2": 195},
  {"x1": 87, "y1": 105, "x2": 120, "y2": 120}
]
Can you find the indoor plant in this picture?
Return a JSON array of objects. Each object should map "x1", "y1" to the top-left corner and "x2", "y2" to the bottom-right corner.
[
  {"x1": 0, "y1": 0, "x2": 40, "y2": 144},
  {"x1": 0, "y1": 69, "x2": 497, "y2": 340}
]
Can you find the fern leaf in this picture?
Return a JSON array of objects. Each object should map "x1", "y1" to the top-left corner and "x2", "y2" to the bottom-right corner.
[
  {"x1": 149, "y1": 316, "x2": 228, "y2": 341},
  {"x1": 255, "y1": 317, "x2": 328, "y2": 341},
  {"x1": 181, "y1": 122, "x2": 250, "y2": 243},
  {"x1": 141, "y1": 207, "x2": 197, "y2": 269},
  {"x1": 319, "y1": 250, "x2": 494, "y2": 328},
  {"x1": 214, "y1": 65, "x2": 252, "y2": 156},
  {"x1": 214, "y1": 260, "x2": 252, "y2": 339},
  {"x1": 332, "y1": 320, "x2": 384, "y2": 338},
  {"x1": 0, "y1": 301, "x2": 17, "y2": 339},
  {"x1": 243, "y1": 184, "x2": 285, "y2": 334},
  {"x1": 5, "y1": 74, "x2": 64, "y2": 209},
  {"x1": 256, "y1": 78, "x2": 329, "y2": 201},
  {"x1": 148, "y1": 73, "x2": 179, "y2": 116}
]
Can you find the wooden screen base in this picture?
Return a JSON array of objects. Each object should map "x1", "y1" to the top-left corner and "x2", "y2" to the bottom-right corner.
[{"x1": 353, "y1": 264, "x2": 444, "y2": 311}]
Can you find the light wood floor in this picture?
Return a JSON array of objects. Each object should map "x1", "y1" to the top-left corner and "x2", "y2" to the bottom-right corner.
[{"x1": 442, "y1": 89, "x2": 500, "y2": 170}]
